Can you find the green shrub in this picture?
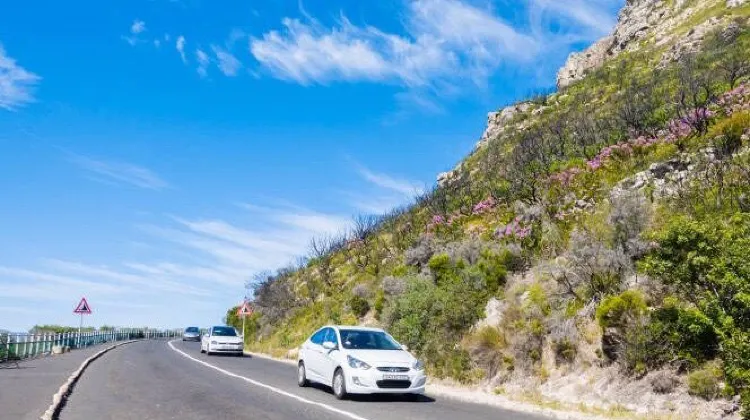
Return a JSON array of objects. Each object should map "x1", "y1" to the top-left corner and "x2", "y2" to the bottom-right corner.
[
  {"x1": 642, "y1": 215, "x2": 750, "y2": 414},
  {"x1": 688, "y1": 361, "x2": 724, "y2": 400},
  {"x1": 348, "y1": 295, "x2": 370, "y2": 318},
  {"x1": 596, "y1": 290, "x2": 647, "y2": 329},
  {"x1": 373, "y1": 289, "x2": 385, "y2": 320},
  {"x1": 383, "y1": 268, "x2": 489, "y2": 382},
  {"x1": 647, "y1": 297, "x2": 719, "y2": 367}
]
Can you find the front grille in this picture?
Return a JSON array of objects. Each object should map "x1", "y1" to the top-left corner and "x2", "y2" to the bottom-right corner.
[
  {"x1": 377, "y1": 367, "x2": 410, "y2": 373},
  {"x1": 376, "y1": 380, "x2": 412, "y2": 389}
]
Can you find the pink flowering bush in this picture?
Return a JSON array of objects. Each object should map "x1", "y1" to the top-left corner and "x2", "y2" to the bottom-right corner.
[
  {"x1": 495, "y1": 216, "x2": 533, "y2": 240},
  {"x1": 472, "y1": 197, "x2": 497, "y2": 215},
  {"x1": 717, "y1": 83, "x2": 750, "y2": 116}
]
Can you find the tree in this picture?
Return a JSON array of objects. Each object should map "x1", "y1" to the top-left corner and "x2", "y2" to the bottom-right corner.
[
  {"x1": 309, "y1": 233, "x2": 346, "y2": 288},
  {"x1": 674, "y1": 54, "x2": 717, "y2": 137},
  {"x1": 707, "y1": 25, "x2": 750, "y2": 89}
]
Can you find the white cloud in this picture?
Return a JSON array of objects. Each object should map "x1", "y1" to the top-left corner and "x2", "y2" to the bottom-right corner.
[
  {"x1": 176, "y1": 35, "x2": 187, "y2": 63},
  {"x1": 123, "y1": 19, "x2": 148, "y2": 46},
  {"x1": 528, "y1": 0, "x2": 620, "y2": 39},
  {"x1": 248, "y1": 0, "x2": 621, "y2": 98},
  {"x1": 131, "y1": 20, "x2": 146, "y2": 34},
  {"x1": 249, "y1": 0, "x2": 539, "y2": 88},
  {"x1": 196, "y1": 48, "x2": 209, "y2": 77},
  {"x1": 0, "y1": 45, "x2": 40, "y2": 110},
  {"x1": 212, "y1": 46, "x2": 242, "y2": 76},
  {"x1": 68, "y1": 154, "x2": 169, "y2": 190},
  {"x1": 356, "y1": 165, "x2": 423, "y2": 196}
]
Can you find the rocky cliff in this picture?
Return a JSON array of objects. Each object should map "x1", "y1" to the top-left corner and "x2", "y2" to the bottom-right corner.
[{"x1": 557, "y1": 0, "x2": 748, "y2": 88}]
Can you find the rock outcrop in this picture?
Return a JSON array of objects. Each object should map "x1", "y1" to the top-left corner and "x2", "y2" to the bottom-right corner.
[{"x1": 557, "y1": 0, "x2": 746, "y2": 88}]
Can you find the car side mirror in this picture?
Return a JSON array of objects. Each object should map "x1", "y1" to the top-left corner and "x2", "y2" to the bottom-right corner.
[
  {"x1": 401, "y1": 344, "x2": 409, "y2": 351},
  {"x1": 322, "y1": 341, "x2": 336, "y2": 350}
]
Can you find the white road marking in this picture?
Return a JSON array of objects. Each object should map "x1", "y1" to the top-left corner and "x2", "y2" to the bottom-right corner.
[{"x1": 167, "y1": 340, "x2": 372, "y2": 420}]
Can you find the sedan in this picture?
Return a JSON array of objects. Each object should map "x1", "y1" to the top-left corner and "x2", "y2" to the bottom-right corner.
[
  {"x1": 200, "y1": 325, "x2": 244, "y2": 356},
  {"x1": 182, "y1": 326, "x2": 201, "y2": 342},
  {"x1": 297, "y1": 325, "x2": 426, "y2": 400}
]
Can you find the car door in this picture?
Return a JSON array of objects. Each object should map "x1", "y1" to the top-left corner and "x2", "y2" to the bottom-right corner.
[
  {"x1": 318, "y1": 328, "x2": 340, "y2": 383},
  {"x1": 303, "y1": 328, "x2": 327, "y2": 380}
]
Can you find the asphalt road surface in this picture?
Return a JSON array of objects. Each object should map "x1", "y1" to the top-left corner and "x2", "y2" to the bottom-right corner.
[{"x1": 60, "y1": 340, "x2": 551, "y2": 420}]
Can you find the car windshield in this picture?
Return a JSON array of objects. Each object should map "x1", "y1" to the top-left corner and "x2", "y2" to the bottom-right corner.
[
  {"x1": 212, "y1": 327, "x2": 237, "y2": 336},
  {"x1": 185, "y1": 327, "x2": 199, "y2": 333},
  {"x1": 339, "y1": 330, "x2": 403, "y2": 350}
]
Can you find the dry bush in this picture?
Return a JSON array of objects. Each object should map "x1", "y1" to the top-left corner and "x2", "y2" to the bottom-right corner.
[
  {"x1": 404, "y1": 235, "x2": 435, "y2": 268},
  {"x1": 381, "y1": 276, "x2": 408, "y2": 296},
  {"x1": 651, "y1": 370, "x2": 680, "y2": 394},
  {"x1": 351, "y1": 283, "x2": 371, "y2": 299}
]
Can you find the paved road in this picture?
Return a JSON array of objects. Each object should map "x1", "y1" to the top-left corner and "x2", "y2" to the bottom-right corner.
[
  {"x1": 0, "y1": 344, "x2": 113, "y2": 420},
  {"x1": 61, "y1": 340, "x2": 550, "y2": 420}
]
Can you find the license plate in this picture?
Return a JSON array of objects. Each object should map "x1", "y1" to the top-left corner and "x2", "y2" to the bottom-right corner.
[{"x1": 383, "y1": 374, "x2": 409, "y2": 380}]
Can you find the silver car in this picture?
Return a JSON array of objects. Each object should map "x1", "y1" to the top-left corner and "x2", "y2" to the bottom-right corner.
[{"x1": 182, "y1": 326, "x2": 201, "y2": 341}]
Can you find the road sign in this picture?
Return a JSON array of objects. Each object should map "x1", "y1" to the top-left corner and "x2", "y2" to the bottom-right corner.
[
  {"x1": 74, "y1": 297, "x2": 92, "y2": 314},
  {"x1": 237, "y1": 301, "x2": 253, "y2": 317}
]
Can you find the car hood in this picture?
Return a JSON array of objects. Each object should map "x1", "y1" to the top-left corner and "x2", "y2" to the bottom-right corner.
[
  {"x1": 346, "y1": 349, "x2": 414, "y2": 365},
  {"x1": 211, "y1": 336, "x2": 242, "y2": 343}
]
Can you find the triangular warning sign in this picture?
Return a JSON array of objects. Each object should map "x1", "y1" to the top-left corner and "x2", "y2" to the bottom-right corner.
[
  {"x1": 237, "y1": 302, "x2": 253, "y2": 317},
  {"x1": 74, "y1": 297, "x2": 92, "y2": 314}
]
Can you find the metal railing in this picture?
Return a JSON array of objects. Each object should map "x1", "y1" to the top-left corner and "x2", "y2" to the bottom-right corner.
[{"x1": 0, "y1": 328, "x2": 182, "y2": 363}]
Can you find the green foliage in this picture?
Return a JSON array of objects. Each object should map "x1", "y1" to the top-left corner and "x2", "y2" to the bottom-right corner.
[
  {"x1": 647, "y1": 297, "x2": 719, "y2": 367},
  {"x1": 643, "y1": 214, "x2": 750, "y2": 414},
  {"x1": 383, "y1": 266, "x2": 490, "y2": 382},
  {"x1": 373, "y1": 289, "x2": 385, "y2": 320},
  {"x1": 596, "y1": 290, "x2": 647, "y2": 329},
  {"x1": 476, "y1": 248, "x2": 512, "y2": 292},
  {"x1": 688, "y1": 360, "x2": 724, "y2": 400},
  {"x1": 348, "y1": 295, "x2": 370, "y2": 318}
]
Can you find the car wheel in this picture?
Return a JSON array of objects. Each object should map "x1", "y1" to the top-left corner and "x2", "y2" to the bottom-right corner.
[
  {"x1": 333, "y1": 368, "x2": 347, "y2": 400},
  {"x1": 297, "y1": 362, "x2": 309, "y2": 387}
]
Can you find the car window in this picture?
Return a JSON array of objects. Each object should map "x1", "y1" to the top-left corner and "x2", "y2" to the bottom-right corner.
[
  {"x1": 310, "y1": 328, "x2": 326, "y2": 345},
  {"x1": 211, "y1": 326, "x2": 237, "y2": 336},
  {"x1": 325, "y1": 328, "x2": 338, "y2": 346},
  {"x1": 339, "y1": 329, "x2": 402, "y2": 350},
  {"x1": 186, "y1": 327, "x2": 199, "y2": 333}
]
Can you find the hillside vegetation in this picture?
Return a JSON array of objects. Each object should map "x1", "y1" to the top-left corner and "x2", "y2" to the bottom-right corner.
[{"x1": 227, "y1": 1, "x2": 750, "y2": 418}]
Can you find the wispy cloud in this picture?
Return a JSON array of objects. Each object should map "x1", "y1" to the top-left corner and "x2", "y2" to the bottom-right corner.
[
  {"x1": 131, "y1": 20, "x2": 147, "y2": 35},
  {"x1": 527, "y1": 0, "x2": 620, "y2": 40},
  {"x1": 176, "y1": 35, "x2": 187, "y2": 63},
  {"x1": 0, "y1": 44, "x2": 40, "y2": 110},
  {"x1": 247, "y1": 0, "x2": 620, "y2": 103},
  {"x1": 249, "y1": 0, "x2": 539, "y2": 88},
  {"x1": 68, "y1": 154, "x2": 170, "y2": 190},
  {"x1": 343, "y1": 162, "x2": 424, "y2": 215},
  {"x1": 356, "y1": 165, "x2": 423, "y2": 196},
  {"x1": 196, "y1": 48, "x2": 210, "y2": 77},
  {"x1": 123, "y1": 19, "x2": 148, "y2": 46},
  {"x1": 211, "y1": 46, "x2": 242, "y2": 76}
]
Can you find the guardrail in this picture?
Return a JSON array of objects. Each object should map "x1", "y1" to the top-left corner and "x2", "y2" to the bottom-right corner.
[{"x1": 0, "y1": 329, "x2": 182, "y2": 363}]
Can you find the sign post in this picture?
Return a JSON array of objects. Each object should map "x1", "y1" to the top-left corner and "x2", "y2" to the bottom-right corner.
[
  {"x1": 73, "y1": 297, "x2": 92, "y2": 348},
  {"x1": 236, "y1": 301, "x2": 253, "y2": 345}
]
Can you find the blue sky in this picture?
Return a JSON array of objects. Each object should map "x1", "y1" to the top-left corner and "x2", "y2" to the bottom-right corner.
[{"x1": 0, "y1": 0, "x2": 623, "y2": 332}]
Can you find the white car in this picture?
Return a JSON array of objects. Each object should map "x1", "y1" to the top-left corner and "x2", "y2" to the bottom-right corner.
[
  {"x1": 200, "y1": 325, "x2": 244, "y2": 356},
  {"x1": 297, "y1": 325, "x2": 426, "y2": 400}
]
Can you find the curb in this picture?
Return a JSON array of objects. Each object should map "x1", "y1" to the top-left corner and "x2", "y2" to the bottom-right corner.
[{"x1": 40, "y1": 340, "x2": 140, "y2": 420}]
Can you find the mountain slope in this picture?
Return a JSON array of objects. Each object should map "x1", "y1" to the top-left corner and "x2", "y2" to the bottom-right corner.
[{"x1": 228, "y1": 1, "x2": 750, "y2": 418}]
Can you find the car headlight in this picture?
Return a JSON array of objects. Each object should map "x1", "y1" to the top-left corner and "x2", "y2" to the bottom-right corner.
[
  {"x1": 413, "y1": 359, "x2": 425, "y2": 371},
  {"x1": 211, "y1": 341, "x2": 217, "y2": 345},
  {"x1": 347, "y1": 355, "x2": 371, "y2": 370}
]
